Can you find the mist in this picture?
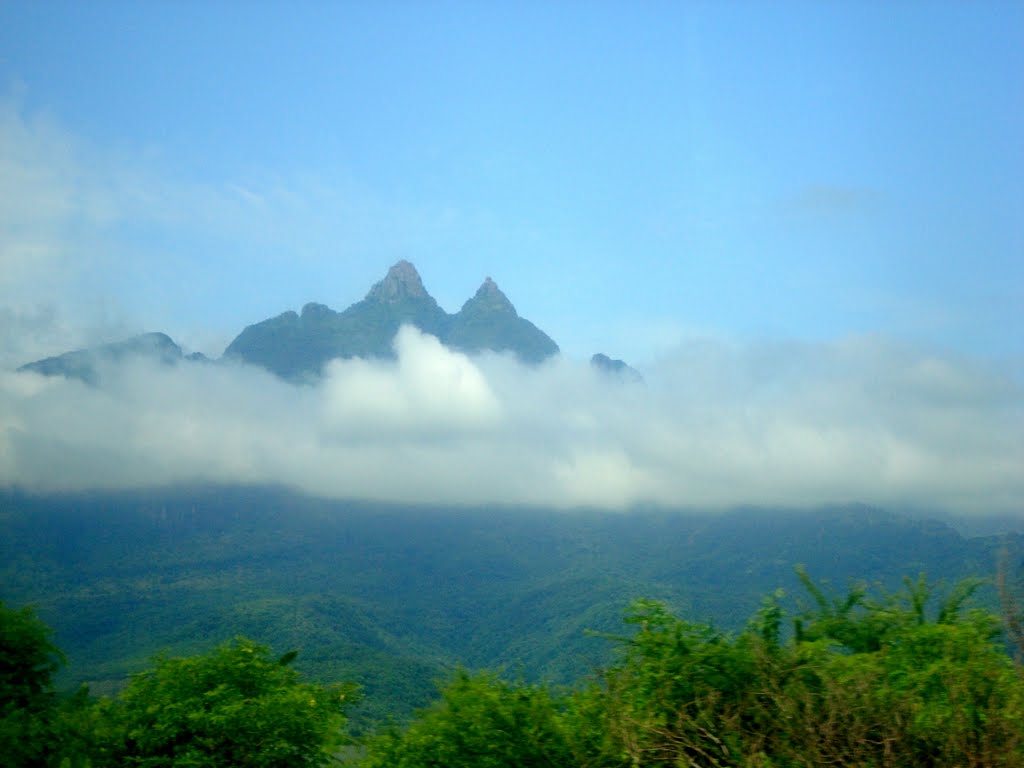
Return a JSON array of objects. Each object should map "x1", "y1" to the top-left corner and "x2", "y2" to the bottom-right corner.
[{"x1": 2, "y1": 325, "x2": 1020, "y2": 514}]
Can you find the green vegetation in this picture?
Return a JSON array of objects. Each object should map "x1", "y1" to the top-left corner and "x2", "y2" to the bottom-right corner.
[
  {"x1": 1, "y1": 603, "x2": 354, "y2": 767},
  {"x1": 583, "y1": 581, "x2": 1022, "y2": 766},
  {"x1": 1, "y1": 600, "x2": 67, "y2": 766},
  {"x1": 96, "y1": 639, "x2": 353, "y2": 767},
  {"x1": 362, "y1": 671, "x2": 574, "y2": 768},
  {"x1": 367, "y1": 574, "x2": 1024, "y2": 767},
  {"x1": 2, "y1": 487, "x2": 1019, "y2": 729},
  {"x1": 4, "y1": 571, "x2": 1024, "y2": 767}
]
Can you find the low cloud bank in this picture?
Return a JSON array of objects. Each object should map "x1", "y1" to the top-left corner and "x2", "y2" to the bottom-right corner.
[{"x1": 2, "y1": 326, "x2": 1021, "y2": 514}]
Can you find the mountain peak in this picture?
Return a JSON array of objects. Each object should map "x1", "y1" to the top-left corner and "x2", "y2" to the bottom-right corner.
[
  {"x1": 446, "y1": 276, "x2": 558, "y2": 363},
  {"x1": 222, "y1": 263, "x2": 557, "y2": 376},
  {"x1": 463, "y1": 276, "x2": 517, "y2": 316},
  {"x1": 366, "y1": 260, "x2": 430, "y2": 304}
]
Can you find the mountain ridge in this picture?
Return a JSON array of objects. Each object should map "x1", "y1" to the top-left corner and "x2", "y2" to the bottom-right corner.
[
  {"x1": 16, "y1": 332, "x2": 204, "y2": 385},
  {"x1": 221, "y1": 260, "x2": 562, "y2": 376},
  {"x1": 16, "y1": 261, "x2": 637, "y2": 381}
]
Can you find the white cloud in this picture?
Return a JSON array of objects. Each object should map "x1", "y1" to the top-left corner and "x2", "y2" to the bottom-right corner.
[
  {"x1": 1, "y1": 326, "x2": 1021, "y2": 515},
  {"x1": 321, "y1": 326, "x2": 501, "y2": 436},
  {"x1": 0, "y1": 101, "x2": 103, "y2": 322}
]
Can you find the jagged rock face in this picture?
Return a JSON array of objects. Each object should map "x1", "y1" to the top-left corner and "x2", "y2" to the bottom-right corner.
[
  {"x1": 365, "y1": 260, "x2": 430, "y2": 304},
  {"x1": 445, "y1": 277, "x2": 558, "y2": 363},
  {"x1": 222, "y1": 263, "x2": 450, "y2": 379},
  {"x1": 460, "y1": 277, "x2": 517, "y2": 316}
]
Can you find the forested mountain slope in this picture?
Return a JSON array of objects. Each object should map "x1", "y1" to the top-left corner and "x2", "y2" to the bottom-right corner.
[{"x1": 1, "y1": 485, "x2": 1018, "y2": 725}]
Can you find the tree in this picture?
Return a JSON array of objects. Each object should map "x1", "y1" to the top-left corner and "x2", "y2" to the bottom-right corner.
[
  {"x1": 99, "y1": 638, "x2": 354, "y2": 768},
  {"x1": 0, "y1": 601, "x2": 66, "y2": 766},
  {"x1": 362, "y1": 670, "x2": 574, "y2": 768},
  {"x1": 578, "y1": 574, "x2": 1024, "y2": 767}
]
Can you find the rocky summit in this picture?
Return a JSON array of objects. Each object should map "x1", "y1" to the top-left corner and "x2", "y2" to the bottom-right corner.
[
  {"x1": 223, "y1": 261, "x2": 559, "y2": 378},
  {"x1": 364, "y1": 259, "x2": 431, "y2": 303},
  {"x1": 445, "y1": 276, "x2": 558, "y2": 364},
  {"x1": 462, "y1": 277, "x2": 517, "y2": 315}
]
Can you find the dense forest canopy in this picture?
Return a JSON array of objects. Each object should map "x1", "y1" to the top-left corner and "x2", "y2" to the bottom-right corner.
[
  {"x1": 3, "y1": 487, "x2": 1020, "y2": 725},
  {"x1": 5, "y1": 568, "x2": 1024, "y2": 767}
]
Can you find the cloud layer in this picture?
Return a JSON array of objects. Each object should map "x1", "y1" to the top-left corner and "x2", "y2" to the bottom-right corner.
[
  {"x1": 2, "y1": 99, "x2": 1020, "y2": 516},
  {"x1": 2, "y1": 325, "x2": 1021, "y2": 514}
]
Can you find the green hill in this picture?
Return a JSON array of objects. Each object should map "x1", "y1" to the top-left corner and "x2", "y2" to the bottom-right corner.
[{"x1": 2, "y1": 485, "x2": 1017, "y2": 727}]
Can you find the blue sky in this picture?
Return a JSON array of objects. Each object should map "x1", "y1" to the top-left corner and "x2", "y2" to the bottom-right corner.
[{"x1": 1, "y1": 1, "x2": 1020, "y2": 367}]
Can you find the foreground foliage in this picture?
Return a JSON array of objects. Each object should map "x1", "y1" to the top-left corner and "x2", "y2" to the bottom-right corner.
[
  {"x1": 583, "y1": 585, "x2": 1022, "y2": 766},
  {"x1": 0, "y1": 600, "x2": 66, "y2": 766},
  {"x1": 96, "y1": 639, "x2": 354, "y2": 768},
  {"x1": 5, "y1": 571, "x2": 1024, "y2": 767},
  {"x1": 0, "y1": 605, "x2": 353, "y2": 768},
  {"x1": 362, "y1": 670, "x2": 573, "y2": 768},
  {"x1": 363, "y1": 573, "x2": 1024, "y2": 767}
]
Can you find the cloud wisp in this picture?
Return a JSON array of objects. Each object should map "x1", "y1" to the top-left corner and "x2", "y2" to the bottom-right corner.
[{"x1": 2, "y1": 325, "x2": 1021, "y2": 515}]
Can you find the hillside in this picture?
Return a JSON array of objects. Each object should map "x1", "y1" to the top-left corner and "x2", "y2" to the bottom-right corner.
[{"x1": 1, "y1": 485, "x2": 1016, "y2": 727}]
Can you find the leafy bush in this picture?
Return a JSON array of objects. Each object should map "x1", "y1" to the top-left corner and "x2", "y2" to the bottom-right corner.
[
  {"x1": 96, "y1": 639, "x2": 355, "y2": 768},
  {"x1": 576, "y1": 575, "x2": 1024, "y2": 767},
  {"x1": 8, "y1": 570, "x2": 1024, "y2": 768},
  {"x1": 362, "y1": 670, "x2": 573, "y2": 768},
  {"x1": 364, "y1": 574, "x2": 1024, "y2": 767}
]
